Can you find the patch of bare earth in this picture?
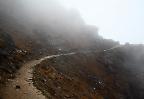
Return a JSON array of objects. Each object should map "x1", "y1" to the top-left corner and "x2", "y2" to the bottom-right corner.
[{"x1": 0, "y1": 60, "x2": 46, "y2": 99}]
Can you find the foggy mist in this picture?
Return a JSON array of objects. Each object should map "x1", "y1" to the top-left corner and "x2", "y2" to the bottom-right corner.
[
  {"x1": 0, "y1": 0, "x2": 86, "y2": 35},
  {"x1": 59, "y1": 0, "x2": 144, "y2": 44},
  {"x1": 0, "y1": 0, "x2": 144, "y2": 99},
  {"x1": 0, "y1": 0, "x2": 143, "y2": 78}
]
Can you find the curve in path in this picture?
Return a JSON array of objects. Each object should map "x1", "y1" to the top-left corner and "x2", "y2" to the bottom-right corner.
[
  {"x1": 1, "y1": 60, "x2": 45, "y2": 99},
  {"x1": 1, "y1": 45, "x2": 120, "y2": 99},
  {"x1": 1, "y1": 53, "x2": 75, "y2": 99}
]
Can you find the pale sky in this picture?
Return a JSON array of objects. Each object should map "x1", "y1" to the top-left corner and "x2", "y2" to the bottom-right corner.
[{"x1": 59, "y1": 0, "x2": 144, "y2": 44}]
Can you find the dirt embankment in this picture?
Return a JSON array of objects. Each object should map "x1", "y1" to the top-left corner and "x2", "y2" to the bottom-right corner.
[
  {"x1": 0, "y1": 53, "x2": 75, "y2": 99},
  {"x1": 0, "y1": 58, "x2": 46, "y2": 99},
  {"x1": 33, "y1": 53, "x2": 131, "y2": 99}
]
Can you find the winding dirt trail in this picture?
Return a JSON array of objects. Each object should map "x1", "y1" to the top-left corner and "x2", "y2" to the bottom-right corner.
[
  {"x1": 1, "y1": 59, "x2": 46, "y2": 99},
  {"x1": 1, "y1": 53, "x2": 75, "y2": 99},
  {"x1": 1, "y1": 46, "x2": 119, "y2": 99}
]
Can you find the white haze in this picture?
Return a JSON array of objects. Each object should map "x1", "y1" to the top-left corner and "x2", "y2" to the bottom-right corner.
[
  {"x1": 59, "y1": 0, "x2": 144, "y2": 44},
  {"x1": 1, "y1": 0, "x2": 143, "y2": 44},
  {"x1": 0, "y1": 0, "x2": 89, "y2": 37},
  {"x1": 0, "y1": 0, "x2": 143, "y2": 45}
]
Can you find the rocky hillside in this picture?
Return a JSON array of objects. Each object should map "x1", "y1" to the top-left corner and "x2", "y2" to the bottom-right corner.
[
  {"x1": 0, "y1": 0, "x2": 119, "y2": 54},
  {"x1": 105, "y1": 44, "x2": 144, "y2": 99},
  {"x1": 0, "y1": 0, "x2": 143, "y2": 99},
  {"x1": 0, "y1": 0, "x2": 119, "y2": 85},
  {"x1": 0, "y1": 31, "x2": 27, "y2": 88},
  {"x1": 33, "y1": 44, "x2": 144, "y2": 99}
]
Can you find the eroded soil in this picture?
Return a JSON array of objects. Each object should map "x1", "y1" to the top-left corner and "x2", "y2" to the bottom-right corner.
[{"x1": 0, "y1": 59, "x2": 46, "y2": 99}]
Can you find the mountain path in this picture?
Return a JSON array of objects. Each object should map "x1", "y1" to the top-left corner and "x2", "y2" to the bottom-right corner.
[
  {"x1": 0, "y1": 45, "x2": 119, "y2": 99},
  {"x1": 1, "y1": 53, "x2": 75, "y2": 99},
  {"x1": 1, "y1": 59, "x2": 46, "y2": 99}
]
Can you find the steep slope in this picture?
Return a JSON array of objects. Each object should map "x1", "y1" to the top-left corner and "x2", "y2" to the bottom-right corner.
[
  {"x1": 0, "y1": 1, "x2": 119, "y2": 83},
  {"x1": 33, "y1": 44, "x2": 144, "y2": 99},
  {"x1": 0, "y1": 0, "x2": 119, "y2": 55},
  {"x1": 33, "y1": 52, "x2": 130, "y2": 99},
  {"x1": 0, "y1": 1, "x2": 143, "y2": 99},
  {"x1": 105, "y1": 44, "x2": 144, "y2": 99}
]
